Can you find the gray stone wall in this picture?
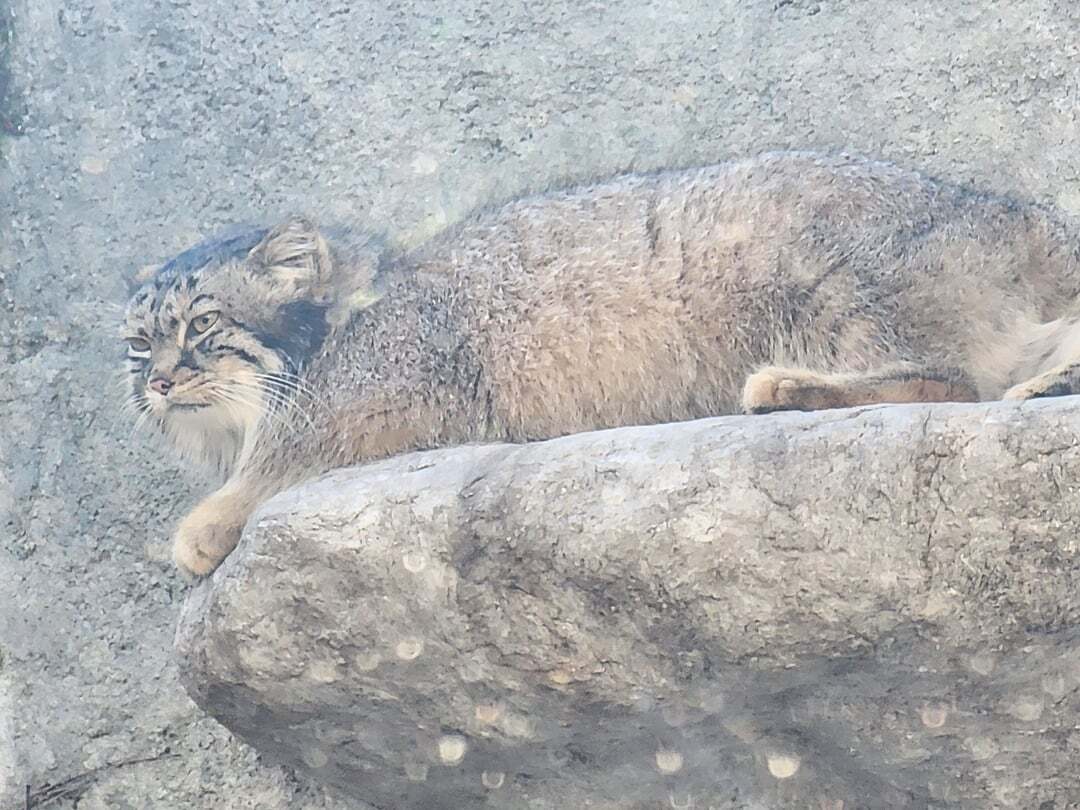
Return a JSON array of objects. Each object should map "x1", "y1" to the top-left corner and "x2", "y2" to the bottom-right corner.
[{"x1": 2, "y1": 1, "x2": 1080, "y2": 807}]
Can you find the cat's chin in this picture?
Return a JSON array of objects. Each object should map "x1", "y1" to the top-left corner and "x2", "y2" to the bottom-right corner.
[
  {"x1": 167, "y1": 402, "x2": 212, "y2": 412},
  {"x1": 163, "y1": 404, "x2": 249, "y2": 477},
  {"x1": 165, "y1": 401, "x2": 242, "y2": 434}
]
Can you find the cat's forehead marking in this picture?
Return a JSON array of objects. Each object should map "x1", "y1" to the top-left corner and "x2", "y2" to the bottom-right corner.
[
  {"x1": 125, "y1": 226, "x2": 270, "y2": 346},
  {"x1": 157, "y1": 225, "x2": 268, "y2": 279}
]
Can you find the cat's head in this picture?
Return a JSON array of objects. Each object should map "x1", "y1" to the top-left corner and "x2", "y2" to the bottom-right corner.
[{"x1": 121, "y1": 219, "x2": 378, "y2": 474}]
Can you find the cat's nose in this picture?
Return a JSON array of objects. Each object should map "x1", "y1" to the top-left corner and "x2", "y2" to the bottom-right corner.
[{"x1": 149, "y1": 377, "x2": 174, "y2": 396}]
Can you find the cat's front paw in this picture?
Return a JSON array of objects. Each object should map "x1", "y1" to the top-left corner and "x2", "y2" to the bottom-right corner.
[{"x1": 172, "y1": 501, "x2": 245, "y2": 577}]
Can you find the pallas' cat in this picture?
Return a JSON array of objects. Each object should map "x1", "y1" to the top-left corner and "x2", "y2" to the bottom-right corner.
[{"x1": 122, "y1": 152, "x2": 1080, "y2": 575}]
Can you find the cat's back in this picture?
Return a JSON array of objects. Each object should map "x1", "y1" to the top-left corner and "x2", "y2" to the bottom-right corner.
[
  {"x1": 409, "y1": 151, "x2": 945, "y2": 288},
  {"x1": 333, "y1": 152, "x2": 1077, "y2": 437},
  {"x1": 394, "y1": 152, "x2": 958, "y2": 356},
  {"x1": 368, "y1": 153, "x2": 958, "y2": 433},
  {"x1": 399, "y1": 151, "x2": 1074, "y2": 342}
]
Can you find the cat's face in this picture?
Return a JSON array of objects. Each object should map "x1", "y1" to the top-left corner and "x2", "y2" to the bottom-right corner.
[{"x1": 122, "y1": 221, "x2": 335, "y2": 472}]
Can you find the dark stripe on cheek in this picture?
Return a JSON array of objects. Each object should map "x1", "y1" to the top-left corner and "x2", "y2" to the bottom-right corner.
[{"x1": 208, "y1": 344, "x2": 262, "y2": 365}]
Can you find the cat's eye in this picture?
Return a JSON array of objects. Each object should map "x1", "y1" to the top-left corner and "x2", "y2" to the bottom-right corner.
[
  {"x1": 127, "y1": 336, "x2": 151, "y2": 354},
  {"x1": 190, "y1": 311, "x2": 220, "y2": 335}
]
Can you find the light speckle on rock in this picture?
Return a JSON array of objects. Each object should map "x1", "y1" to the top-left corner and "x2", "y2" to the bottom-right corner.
[
  {"x1": 547, "y1": 668, "x2": 573, "y2": 685},
  {"x1": 661, "y1": 701, "x2": 690, "y2": 727},
  {"x1": 966, "y1": 736, "x2": 999, "y2": 761},
  {"x1": 920, "y1": 704, "x2": 949, "y2": 729},
  {"x1": 305, "y1": 660, "x2": 340, "y2": 683},
  {"x1": 668, "y1": 790, "x2": 694, "y2": 809},
  {"x1": 766, "y1": 753, "x2": 801, "y2": 780},
  {"x1": 474, "y1": 703, "x2": 502, "y2": 724},
  {"x1": 302, "y1": 747, "x2": 329, "y2": 769},
  {"x1": 697, "y1": 691, "x2": 725, "y2": 714},
  {"x1": 969, "y1": 652, "x2": 997, "y2": 676},
  {"x1": 395, "y1": 637, "x2": 424, "y2": 661},
  {"x1": 671, "y1": 84, "x2": 700, "y2": 106},
  {"x1": 481, "y1": 770, "x2": 505, "y2": 789},
  {"x1": 437, "y1": 734, "x2": 467, "y2": 765},
  {"x1": 411, "y1": 153, "x2": 440, "y2": 176},
  {"x1": 79, "y1": 156, "x2": 108, "y2": 175},
  {"x1": 1006, "y1": 694, "x2": 1044, "y2": 722},
  {"x1": 1041, "y1": 672, "x2": 1067, "y2": 702},
  {"x1": 500, "y1": 712, "x2": 535, "y2": 739},
  {"x1": 354, "y1": 651, "x2": 381, "y2": 672},
  {"x1": 1056, "y1": 187, "x2": 1080, "y2": 218},
  {"x1": 655, "y1": 749, "x2": 684, "y2": 774}
]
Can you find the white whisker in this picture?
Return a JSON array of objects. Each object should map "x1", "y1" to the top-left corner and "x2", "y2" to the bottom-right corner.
[
  {"x1": 257, "y1": 381, "x2": 319, "y2": 435},
  {"x1": 209, "y1": 383, "x2": 294, "y2": 440}
]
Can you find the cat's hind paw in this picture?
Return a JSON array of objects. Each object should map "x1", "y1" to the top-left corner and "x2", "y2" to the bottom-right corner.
[{"x1": 741, "y1": 367, "x2": 832, "y2": 414}]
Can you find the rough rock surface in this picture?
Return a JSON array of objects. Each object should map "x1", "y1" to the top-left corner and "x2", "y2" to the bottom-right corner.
[
  {"x1": 177, "y1": 401, "x2": 1080, "y2": 809},
  {"x1": 5, "y1": 0, "x2": 1080, "y2": 807}
]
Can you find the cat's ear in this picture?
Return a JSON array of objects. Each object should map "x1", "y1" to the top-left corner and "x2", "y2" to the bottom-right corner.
[
  {"x1": 247, "y1": 218, "x2": 333, "y2": 296},
  {"x1": 121, "y1": 263, "x2": 160, "y2": 296}
]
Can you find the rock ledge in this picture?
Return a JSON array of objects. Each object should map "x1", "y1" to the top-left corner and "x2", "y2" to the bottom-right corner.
[{"x1": 176, "y1": 402, "x2": 1080, "y2": 808}]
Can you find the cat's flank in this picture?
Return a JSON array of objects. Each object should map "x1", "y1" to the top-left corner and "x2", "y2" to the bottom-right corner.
[{"x1": 123, "y1": 152, "x2": 1080, "y2": 576}]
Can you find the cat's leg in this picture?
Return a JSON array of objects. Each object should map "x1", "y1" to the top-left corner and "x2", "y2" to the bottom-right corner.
[
  {"x1": 742, "y1": 363, "x2": 979, "y2": 414},
  {"x1": 172, "y1": 477, "x2": 264, "y2": 576},
  {"x1": 1002, "y1": 362, "x2": 1080, "y2": 400}
]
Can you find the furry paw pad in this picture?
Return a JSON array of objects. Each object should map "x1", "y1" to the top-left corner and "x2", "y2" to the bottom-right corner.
[
  {"x1": 741, "y1": 368, "x2": 826, "y2": 414},
  {"x1": 172, "y1": 518, "x2": 242, "y2": 577}
]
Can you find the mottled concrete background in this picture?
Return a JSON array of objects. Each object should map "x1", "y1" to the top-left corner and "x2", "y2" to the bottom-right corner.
[{"x1": 1, "y1": 1, "x2": 1079, "y2": 807}]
